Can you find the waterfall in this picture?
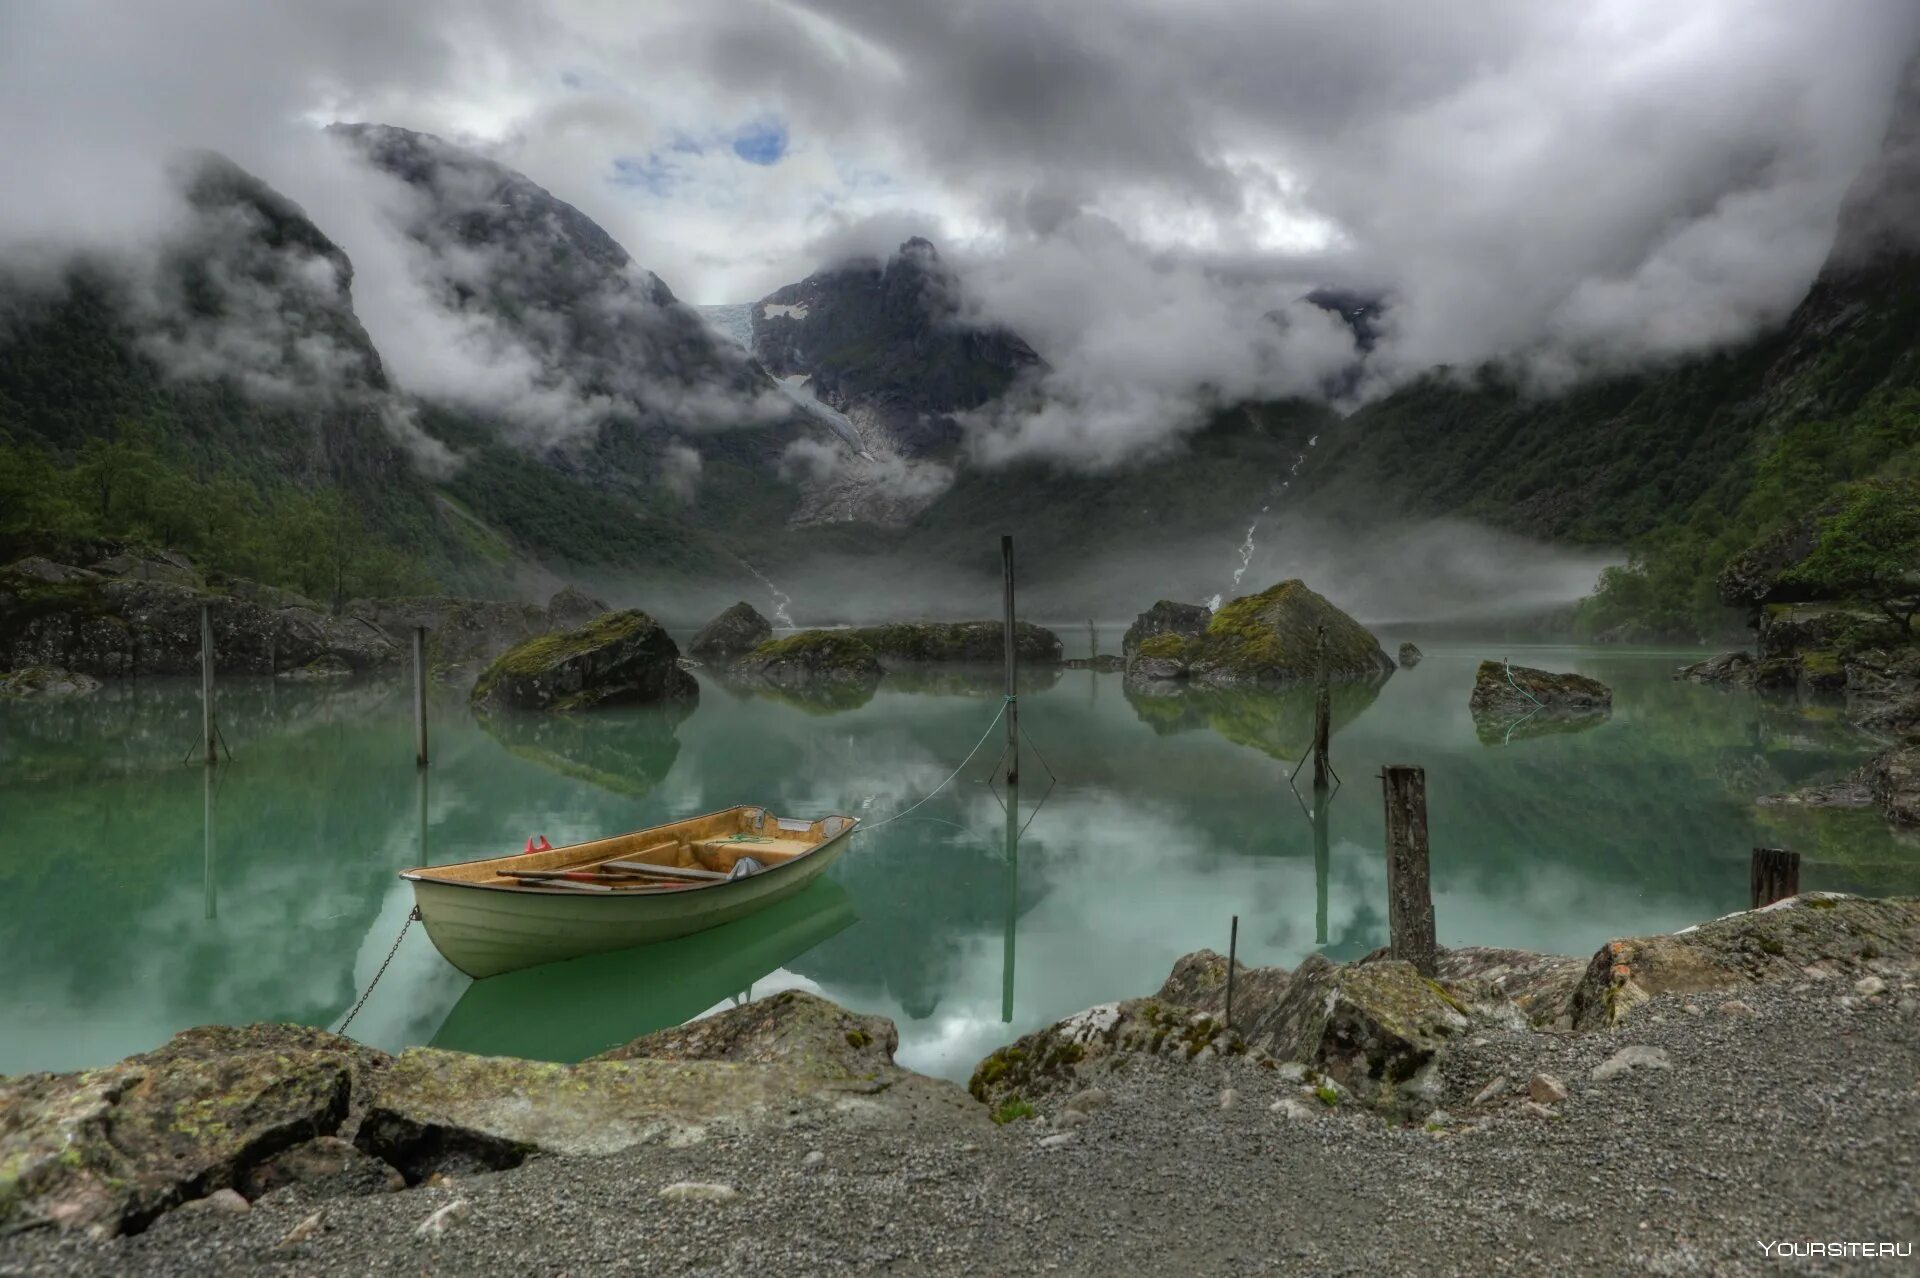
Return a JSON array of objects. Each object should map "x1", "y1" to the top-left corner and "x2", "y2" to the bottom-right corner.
[
  {"x1": 1212, "y1": 434, "x2": 1319, "y2": 606},
  {"x1": 741, "y1": 560, "x2": 796, "y2": 628}
]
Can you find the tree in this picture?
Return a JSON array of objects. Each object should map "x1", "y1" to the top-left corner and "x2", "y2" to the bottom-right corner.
[{"x1": 1784, "y1": 479, "x2": 1920, "y2": 631}]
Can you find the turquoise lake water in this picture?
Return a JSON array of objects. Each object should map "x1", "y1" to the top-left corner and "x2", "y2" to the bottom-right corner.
[{"x1": 3, "y1": 637, "x2": 1913, "y2": 1082}]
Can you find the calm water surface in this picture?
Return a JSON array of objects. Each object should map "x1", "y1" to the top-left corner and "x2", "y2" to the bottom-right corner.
[{"x1": 4, "y1": 636, "x2": 1915, "y2": 1082}]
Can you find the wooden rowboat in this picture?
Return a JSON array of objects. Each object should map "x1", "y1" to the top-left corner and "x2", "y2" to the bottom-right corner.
[{"x1": 400, "y1": 806, "x2": 858, "y2": 978}]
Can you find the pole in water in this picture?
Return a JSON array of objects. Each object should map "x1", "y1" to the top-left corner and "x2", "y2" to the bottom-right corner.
[
  {"x1": 1087, "y1": 618, "x2": 1096, "y2": 662},
  {"x1": 1750, "y1": 847, "x2": 1800, "y2": 909},
  {"x1": 1001, "y1": 534, "x2": 1020, "y2": 1022},
  {"x1": 202, "y1": 763, "x2": 217, "y2": 921},
  {"x1": 413, "y1": 626, "x2": 429, "y2": 768},
  {"x1": 200, "y1": 604, "x2": 217, "y2": 766},
  {"x1": 1381, "y1": 764, "x2": 1437, "y2": 976},
  {"x1": 1225, "y1": 915, "x2": 1239, "y2": 1029},
  {"x1": 1312, "y1": 625, "x2": 1331, "y2": 791},
  {"x1": 1313, "y1": 785, "x2": 1331, "y2": 945}
]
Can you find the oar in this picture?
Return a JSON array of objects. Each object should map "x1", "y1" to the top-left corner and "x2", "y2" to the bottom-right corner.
[
  {"x1": 600, "y1": 861, "x2": 728, "y2": 882},
  {"x1": 500, "y1": 869, "x2": 699, "y2": 890}
]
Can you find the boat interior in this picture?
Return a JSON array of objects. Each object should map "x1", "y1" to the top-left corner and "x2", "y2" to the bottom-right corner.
[{"x1": 404, "y1": 807, "x2": 856, "y2": 893}]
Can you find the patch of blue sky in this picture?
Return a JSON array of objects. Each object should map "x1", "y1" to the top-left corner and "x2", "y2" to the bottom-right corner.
[{"x1": 730, "y1": 117, "x2": 789, "y2": 166}]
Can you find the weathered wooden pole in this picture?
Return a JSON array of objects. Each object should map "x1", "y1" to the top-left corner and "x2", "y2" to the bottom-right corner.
[
  {"x1": 1312, "y1": 625, "x2": 1331, "y2": 790},
  {"x1": 1225, "y1": 915, "x2": 1239, "y2": 1029},
  {"x1": 413, "y1": 626, "x2": 429, "y2": 768},
  {"x1": 1001, "y1": 534, "x2": 1021, "y2": 1023},
  {"x1": 1751, "y1": 847, "x2": 1801, "y2": 909},
  {"x1": 1381, "y1": 764, "x2": 1437, "y2": 975},
  {"x1": 200, "y1": 604, "x2": 217, "y2": 766},
  {"x1": 1313, "y1": 785, "x2": 1331, "y2": 945},
  {"x1": 1087, "y1": 618, "x2": 1097, "y2": 662}
]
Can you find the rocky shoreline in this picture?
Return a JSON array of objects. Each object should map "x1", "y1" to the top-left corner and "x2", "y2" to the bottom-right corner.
[{"x1": 6, "y1": 894, "x2": 1919, "y2": 1275}]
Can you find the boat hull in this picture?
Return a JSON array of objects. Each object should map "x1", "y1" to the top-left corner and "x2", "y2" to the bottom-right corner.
[{"x1": 409, "y1": 832, "x2": 851, "y2": 978}]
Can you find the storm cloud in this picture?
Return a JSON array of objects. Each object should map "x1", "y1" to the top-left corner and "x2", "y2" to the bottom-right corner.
[{"x1": 2, "y1": 1, "x2": 1916, "y2": 469}]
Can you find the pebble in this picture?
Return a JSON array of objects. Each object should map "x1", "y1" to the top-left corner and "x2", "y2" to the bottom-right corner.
[
  {"x1": 1065, "y1": 1088, "x2": 1110, "y2": 1113},
  {"x1": 659, "y1": 1182, "x2": 740, "y2": 1203},
  {"x1": 1269, "y1": 1098, "x2": 1317, "y2": 1121},
  {"x1": 1273, "y1": 1062, "x2": 1310, "y2": 1083},
  {"x1": 1528, "y1": 1073, "x2": 1569, "y2": 1105},
  {"x1": 415, "y1": 1199, "x2": 472, "y2": 1238},
  {"x1": 1718, "y1": 1000, "x2": 1757, "y2": 1017},
  {"x1": 1057, "y1": 1108, "x2": 1090, "y2": 1128},
  {"x1": 802, "y1": 1151, "x2": 825, "y2": 1170},
  {"x1": 277, "y1": 1209, "x2": 326, "y2": 1248},
  {"x1": 1856, "y1": 976, "x2": 1888, "y2": 998},
  {"x1": 180, "y1": 1188, "x2": 249, "y2": 1216},
  {"x1": 1219, "y1": 1088, "x2": 1238, "y2": 1111},
  {"x1": 1521, "y1": 1101, "x2": 1558, "y2": 1120},
  {"x1": 1037, "y1": 1133, "x2": 1076, "y2": 1150},
  {"x1": 1592, "y1": 1045, "x2": 1671, "y2": 1082},
  {"x1": 1472, "y1": 1076, "x2": 1508, "y2": 1106}
]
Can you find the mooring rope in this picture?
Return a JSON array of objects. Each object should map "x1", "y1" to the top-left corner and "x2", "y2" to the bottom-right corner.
[
  {"x1": 332, "y1": 906, "x2": 419, "y2": 1036},
  {"x1": 1503, "y1": 657, "x2": 1546, "y2": 708},
  {"x1": 855, "y1": 697, "x2": 1011, "y2": 832}
]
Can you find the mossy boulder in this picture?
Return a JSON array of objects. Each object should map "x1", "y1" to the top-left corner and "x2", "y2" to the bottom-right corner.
[
  {"x1": 1565, "y1": 894, "x2": 1920, "y2": 1029},
  {"x1": 0, "y1": 1024, "x2": 389, "y2": 1237},
  {"x1": 734, "y1": 630, "x2": 884, "y2": 685},
  {"x1": 1121, "y1": 600, "x2": 1212, "y2": 658},
  {"x1": 1126, "y1": 581, "x2": 1393, "y2": 687},
  {"x1": 0, "y1": 666, "x2": 101, "y2": 698},
  {"x1": 845, "y1": 620, "x2": 1062, "y2": 665},
  {"x1": 592, "y1": 990, "x2": 897, "y2": 1079},
  {"x1": 968, "y1": 999, "x2": 1252, "y2": 1109},
  {"x1": 689, "y1": 600, "x2": 773, "y2": 659},
  {"x1": 1469, "y1": 661, "x2": 1612, "y2": 718},
  {"x1": 1867, "y1": 745, "x2": 1920, "y2": 825},
  {"x1": 471, "y1": 610, "x2": 696, "y2": 713},
  {"x1": 1156, "y1": 948, "x2": 1292, "y2": 1019},
  {"x1": 1397, "y1": 642, "x2": 1423, "y2": 668}
]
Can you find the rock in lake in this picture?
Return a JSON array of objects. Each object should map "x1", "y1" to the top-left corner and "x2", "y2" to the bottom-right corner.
[
  {"x1": 1675, "y1": 650, "x2": 1755, "y2": 684},
  {"x1": 1122, "y1": 601, "x2": 1212, "y2": 658},
  {"x1": 845, "y1": 621, "x2": 1062, "y2": 665},
  {"x1": 689, "y1": 601, "x2": 773, "y2": 660},
  {"x1": 1469, "y1": 661, "x2": 1612, "y2": 719},
  {"x1": 545, "y1": 585, "x2": 611, "y2": 631},
  {"x1": 1398, "y1": 642, "x2": 1423, "y2": 668},
  {"x1": 733, "y1": 631, "x2": 883, "y2": 686},
  {"x1": 1124, "y1": 581, "x2": 1394, "y2": 688},
  {"x1": 0, "y1": 665, "x2": 101, "y2": 698},
  {"x1": 1867, "y1": 744, "x2": 1920, "y2": 825},
  {"x1": 470, "y1": 610, "x2": 696, "y2": 713}
]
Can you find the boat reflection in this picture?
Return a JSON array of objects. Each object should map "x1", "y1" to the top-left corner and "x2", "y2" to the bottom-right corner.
[{"x1": 428, "y1": 877, "x2": 856, "y2": 1061}]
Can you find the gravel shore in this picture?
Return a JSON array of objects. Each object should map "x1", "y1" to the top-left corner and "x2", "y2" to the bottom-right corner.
[{"x1": 6, "y1": 977, "x2": 1918, "y2": 1277}]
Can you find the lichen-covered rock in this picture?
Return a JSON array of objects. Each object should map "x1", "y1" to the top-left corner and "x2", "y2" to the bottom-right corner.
[
  {"x1": 689, "y1": 601, "x2": 773, "y2": 659},
  {"x1": 1245, "y1": 955, "x2": 1470, "y2": 1113},
  {"x1": 1125, "y1": 581, "x2": 1394, "y2": 688},
  {"x1": 845, "y1": 621, "x2": 1062, "y2": 665},
  {"x1": 1121, "y1": 600, "x2": 1212, "y2": 658},
  {"x1": 1155, "y1": 949, "x2": 1292, "y2": 1021},
  {"x1": 0, "y1": 1024, "x2": 389, "y2": 1237},
  {"x1": 1675, "y1": 650, "x2": 1755, "y2": 684},
  {"x1": 968, "y1": 999, "x2": 1249, "y2": 1109},
  {"x1": 1397, "y1": 642, "x2": 1423, "y2": 668},
  {"x1": 734, "y1": 631, "x2": 883, "y2": 686},
  {"x1": 471, "y1": 610, "x2": 696, "y2": 713},
  {"x1": 0, "y1": 666, "x2": 101, "y2": 698},
  {"x1": 1565, "y1": 895, "x2": 1920, "y2": 1029},
  {"x1": 1469, "y1": 661, "x2": 1612, "y2": 718},
  {"x1": 592, "y1": 990, "x2": 897, "y2": 1079},
  {"x1": 1431, "y1": 948, "x2": 1586, "y2": 1029},
  {"x1": 237, "y1": 1136, "x2": 404, "y2": 1200},
  {"x1": 545, "y1": 585, "x2": 611, "y2": 631},
  {"x1": 1867, "y1": 745, "x2": 1920, "y2": 825}
]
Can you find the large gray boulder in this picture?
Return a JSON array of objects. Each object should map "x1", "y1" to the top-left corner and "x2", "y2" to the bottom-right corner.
[
  {"x1": 1124, "y1": 582, "x2": 1394, "y2": 688},
  {"x1": 0, "y1": 666, "x2": 101, "y2": 698},
  {"x1": 689, "y1": 600, "x2": 773, "y2": 659},
  {"x1": 470, "y1": 610, "x2": 696, "y2": 713},
  {"x1": 1121, "y1": 600, "x2": 1212, "y2": 658},
  {"x1": 968, "y1": 998, "x2": 1250, "y2": 1109},
  {"x1": 733, "y1": 631, "x2": 883, "y2": 686},
  {"x1": 1469, "y1": 661, "x2": 1612, "y2": 718}
]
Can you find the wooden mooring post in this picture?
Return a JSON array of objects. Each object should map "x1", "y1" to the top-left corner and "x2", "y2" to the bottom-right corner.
[
  {"x1": 1313, "y1": 788, "x2": 1331, "y2": 945},
  {"x1": 1001, "y1": 535, "x2": 1021, "y2": 1023},
  {"x1": 1087, "y1": 618, "x2": 1097, "y2": 662},
  {"x1": 1312, "y1": 626, "x2": 1331, "y2": 790},
  {"x1": 1381, "y1": 764, "x2": 1437, "y2": 975},
  {"x1": 1225, "y1": 915, "x2": 1239, "y2": 1029},
  {"x1": 199, "y1": 604, "x2": 217, "y2": 766},
  {"x1": 413, "y1": 627, "x2": 429, "y2": 768},
  {"x1": 1751, "y1": 847, "x2": 1801, "y2": 909}
]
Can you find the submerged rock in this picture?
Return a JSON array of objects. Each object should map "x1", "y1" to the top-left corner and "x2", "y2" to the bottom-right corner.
[
  {"x1": 1124, "y1": 581, "x2": 1394, "y2": 688},
  {"x1": 470, "y1": 610, "x2": 697, "y2": 713},
  {"x1": 733, "y1": 631, "x2": 883, "y2": 686},
  {"x1": 1565, "y1": 894, "x2": 1920, "y2": 1029},
  {"x1": 1470, "y1": 660, "x2": 1612, "y2": 717},
  {"x1": 1397, "y1": 642, "x2": 1423, "y2": 668},
  {"x1": 1676, "y1": 650, "x2": 1755, "y2": 684},
  {"x1": 846, "y1": 621, "x2": 1062, "y2": 665},
  {"x1": 1121, "y1": 600, "x2": 1212, "y2": 658},
  {"x1": 0, "y1": 665, "x2": 101, "y2": 698},
  {"x1": 689, "y1": 601, "x2": 773, "y2": 660}
]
